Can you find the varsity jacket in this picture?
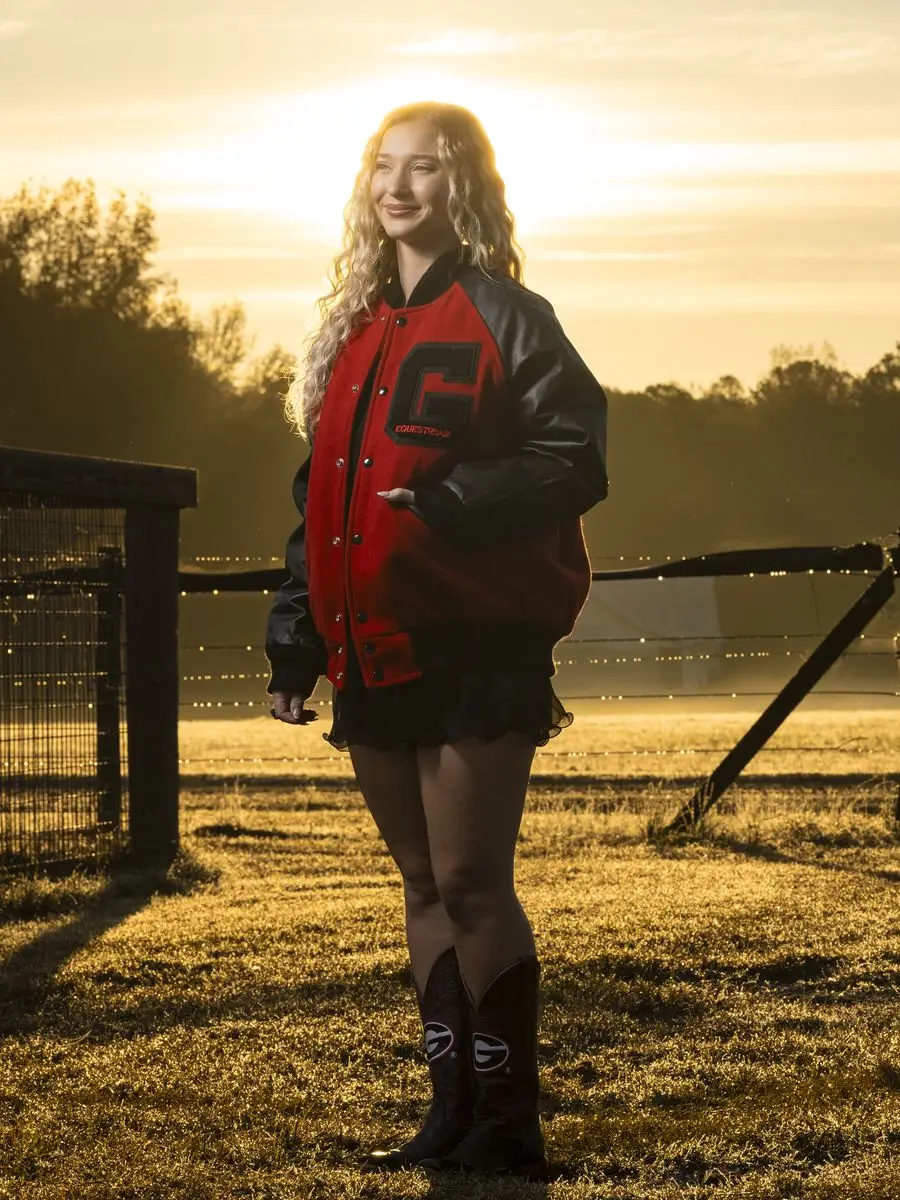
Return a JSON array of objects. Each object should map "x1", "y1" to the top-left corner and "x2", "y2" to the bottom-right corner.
[{"x1": 265, "y1": 244, "x2": 609, "y2": 696}]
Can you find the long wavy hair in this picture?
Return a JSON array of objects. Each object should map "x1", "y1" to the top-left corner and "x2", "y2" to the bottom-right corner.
[{"x1": 283, "y1": 101, "x2": 526, "y2": 442}]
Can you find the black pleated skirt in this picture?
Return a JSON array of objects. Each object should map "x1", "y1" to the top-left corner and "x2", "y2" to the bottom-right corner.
[{"x1": 322, "y1": 635, "x2": 573, "y2": 754}]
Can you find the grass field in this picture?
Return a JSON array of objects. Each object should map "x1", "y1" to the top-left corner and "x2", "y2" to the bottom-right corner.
[{"x1": 1, "y1": 708, "x2": 899, "y2": 1198}]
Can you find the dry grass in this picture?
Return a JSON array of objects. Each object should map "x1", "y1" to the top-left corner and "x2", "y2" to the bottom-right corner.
[
  {"x1": 178, "y1": 703, "x2": 900, "y2": 781},
  {"x1": 1, "y1": 708, "x2": 899, "y2": 1198}
]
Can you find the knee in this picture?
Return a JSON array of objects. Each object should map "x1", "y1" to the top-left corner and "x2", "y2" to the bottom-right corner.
[
  {"x1": 434, "y1": 868, "x2": 505, "y2": 932},
  {"x1": 401, "y1": 863, "x2": 441, "y2": 910}
]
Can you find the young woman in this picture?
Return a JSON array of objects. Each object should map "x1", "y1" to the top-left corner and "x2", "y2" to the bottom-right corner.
[{"x1": 265, "y1": 100, "x2": 609, "y2": 1180}]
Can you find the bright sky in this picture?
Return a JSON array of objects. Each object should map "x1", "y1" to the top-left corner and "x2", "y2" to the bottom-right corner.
[{"x1": 2, "y1": 0, "x2": 898, "y2": 392}]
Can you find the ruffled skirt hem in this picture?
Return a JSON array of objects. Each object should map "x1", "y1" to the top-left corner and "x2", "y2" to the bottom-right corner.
[{"x1": 321, "y1": 663, "x2": 573, "y2": 754}]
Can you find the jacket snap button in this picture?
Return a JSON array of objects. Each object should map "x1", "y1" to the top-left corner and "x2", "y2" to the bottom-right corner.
[
  {"x1": 332, "y1": 535, "x2": 341, "y2": 545},
  {"x1": 337, "y1": 645, "x2": 343, "y2": 654},
  {"x1": 335, "y1": 613, "x2": 342, "y2": 621},
  {"x1": 351, "y1": 533, "x2": 362, "y2": 544},
  {"x1": 395, "y1": 316, "x2": 407, "y2": 326},
  {"x1": 363, "y1": 642, "x2": 374, "y2": 654},
  {"x1": 356, "y1": 611, "x2": 367, "y2": 621},
  {"x1": 351, "y1": 384, "x2": 359, "y2": 392},
  {"x1": 335, "y1": 457, "x2": 344, "y2": 468},
  {"x1": 336, "y1": 671, "x2": 343, "y2": 680},
  {"x1": 362, "y1": 457, "x2": 373, "y2": 467},
  {"x1": 377, "y1": 387, "x2": 387, "y2": 396}
]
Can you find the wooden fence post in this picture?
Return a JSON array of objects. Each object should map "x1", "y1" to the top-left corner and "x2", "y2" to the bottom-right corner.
[{"x1": 124, "y1": 505, "x2": 181, "y2": 867}]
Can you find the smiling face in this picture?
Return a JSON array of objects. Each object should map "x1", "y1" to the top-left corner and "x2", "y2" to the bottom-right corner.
[{"x1": 370, "y1": 118, "x2": 457, "y2": 252}]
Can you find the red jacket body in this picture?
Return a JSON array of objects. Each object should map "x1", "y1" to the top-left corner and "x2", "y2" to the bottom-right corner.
[{"x1": 265, "y1": 248, "x2": 609, "y2": 696}]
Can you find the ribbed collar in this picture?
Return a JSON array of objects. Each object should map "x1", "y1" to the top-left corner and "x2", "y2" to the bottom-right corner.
[{"x1": 381, "y1": 244, "x2": 466, "y2": 309}]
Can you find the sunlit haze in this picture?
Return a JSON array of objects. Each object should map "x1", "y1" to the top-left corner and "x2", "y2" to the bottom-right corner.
[{"x1": 1, "y1": 0, "x2": 898, "y2": 390}]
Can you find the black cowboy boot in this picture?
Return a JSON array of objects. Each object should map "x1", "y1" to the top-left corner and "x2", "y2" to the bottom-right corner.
[
  {"x1": 360, "y1": 945, "x2": 475, "y2": 1170},
  {"x1": 420, "y1": 954, "x2": 549, "y2": 1179}
]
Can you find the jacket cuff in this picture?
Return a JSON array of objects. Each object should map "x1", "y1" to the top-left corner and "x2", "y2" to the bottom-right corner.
[
  {"x1": 408, "y1": 485, "x2": 467, "y2": 536},
  {"x1": 265, "y1": 644, "x2": 324, "y2": 697}
]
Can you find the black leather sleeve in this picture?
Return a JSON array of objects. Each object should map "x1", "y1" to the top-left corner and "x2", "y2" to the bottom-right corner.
[
  {"x1": 407, "y1": 277, "x2": 609, "y2": 549},
  {"x1": 264, "y1": 453, "x2": 329, "y2": 697}
]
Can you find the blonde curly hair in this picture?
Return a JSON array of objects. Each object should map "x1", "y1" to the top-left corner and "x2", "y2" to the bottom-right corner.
[{"x1": 283, "y1": 100, "x2": 526, "y2": 442}]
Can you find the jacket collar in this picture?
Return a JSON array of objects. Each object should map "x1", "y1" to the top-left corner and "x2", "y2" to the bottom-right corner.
[{"x1": 381, "y1": 243, "x2": 466, "y2": 309}]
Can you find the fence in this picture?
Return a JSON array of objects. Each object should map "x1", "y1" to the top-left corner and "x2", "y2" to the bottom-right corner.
[
  {"x1": 179, "y1": 536, "x2": 900, "y2": 827},
  {"x1": 2, "y1": 439, "x2": 897, "y2": 876},
  {"x1": 0, "y1": 445, "x2": 197, "y2": 874}
]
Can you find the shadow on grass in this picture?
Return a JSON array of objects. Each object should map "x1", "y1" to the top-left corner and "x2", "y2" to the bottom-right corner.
[
  {"x1": 266, "y1": 1127, "x2": 567, "y2": 1189},
  {"x1": 0, "y1": 849, "x2": 218, "y2": 1038},
  {"x1": 0, "y1": 947, "x2": 720, "y2": 1048},
  {"x1": 191, "y1": 822, "x2": 294, "y2": 840},
  {"x1": 182, "y1": 775, "x2": 357, "y2": 796},
  {"x1": 546, "y1": 946, "x2": 900, "y2": 1016},
  {"x1": 647, "y1": 818, "x2": 900, "y2": 886},
  {"x1": 183, "y1": 769, "x2": 899, "y2": 793},
  {"x1": 708, "y1": 835, "x2": 900, "y2": 886}
]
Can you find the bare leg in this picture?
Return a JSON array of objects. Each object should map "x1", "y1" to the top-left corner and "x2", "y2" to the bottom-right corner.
[
  {"x1": 348, "y1": 743, "x2": 455, "y2": 995},
  {"x1": 417, "y1": 733, "x2": 537, "y2": 1007}
]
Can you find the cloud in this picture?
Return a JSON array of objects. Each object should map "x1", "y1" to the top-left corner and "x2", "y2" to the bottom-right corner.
[
  {"x1": 386, "y1": 20, "x2": 895, "y2": 77},
  {"x1": 386, "y1": 29, "x2": 532, "y2": 57},
  {"x1": 529, "y1": 248, "x2": 694, "y2": 262},
  {"x1": 0, "y1": 0, "x2": 60, "y2": 32}
]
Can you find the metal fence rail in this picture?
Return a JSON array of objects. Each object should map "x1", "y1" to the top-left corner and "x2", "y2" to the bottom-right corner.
[{"x1": 176, "y1": 538, "x2": 900, "y2": 817}]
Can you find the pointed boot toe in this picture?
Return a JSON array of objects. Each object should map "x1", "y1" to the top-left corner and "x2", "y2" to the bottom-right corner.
[
  {"x1": 359, "y1": 946, "x2": 474, "y2": 1171},
  {"x1": 420, "y1": 954, "x2": 549, "y2": 1179}
]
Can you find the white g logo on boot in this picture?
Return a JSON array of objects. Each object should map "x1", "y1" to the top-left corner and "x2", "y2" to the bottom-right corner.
[
  {"x1": 424, "y1": 1021, "x2": 454, "y2": 1062},
  {"x1": 473, "y1": 1032, "x2": 509, "y2": 1071}
]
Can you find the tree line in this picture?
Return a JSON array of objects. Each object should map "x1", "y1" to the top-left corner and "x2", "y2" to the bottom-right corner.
[{"x1": 1, "y1": 179, "x2": 897, "y2": 563}]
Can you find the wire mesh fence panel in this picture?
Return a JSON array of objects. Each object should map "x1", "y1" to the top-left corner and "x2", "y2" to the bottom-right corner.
[{"x1": 0, "y1": 490, "x2": 129, "y2": 873}]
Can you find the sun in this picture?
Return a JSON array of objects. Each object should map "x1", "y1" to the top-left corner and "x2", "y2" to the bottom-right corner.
[{"x1": 159, "y1": 69, "x2": 629, "y2": 238}]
